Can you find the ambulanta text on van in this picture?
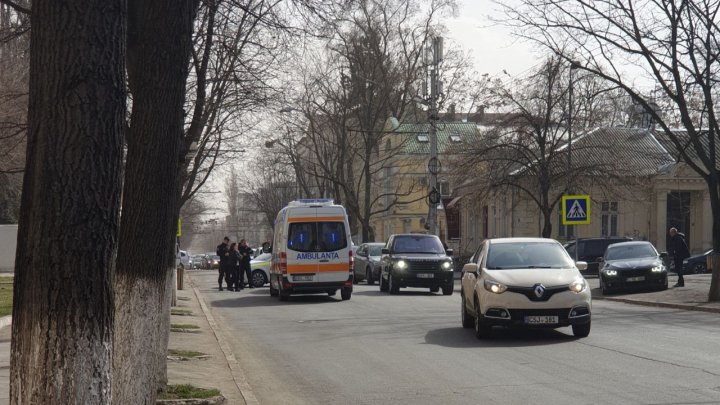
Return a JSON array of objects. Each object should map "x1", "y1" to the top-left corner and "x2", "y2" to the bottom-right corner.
[{"x1": 270, "y1": 199, "x2": 353, "y2": 301}]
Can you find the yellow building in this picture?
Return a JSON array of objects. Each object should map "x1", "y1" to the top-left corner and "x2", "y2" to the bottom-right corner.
[{"x1": 458, "y1": 127, "x2": 713, "y2": 256}]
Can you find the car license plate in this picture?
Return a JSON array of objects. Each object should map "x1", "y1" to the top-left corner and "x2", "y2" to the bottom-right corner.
[
  {"x1": 524, "y1": 316, "x2": 558, "y2": 325},
  {"x1": 626, "y1": 276, "x2": 645, "y2": 282},
  {"x1": 294, "y1": 275, "x2": 313, "y2": 281},
  {"x1": 417, "y1": 273, "x2": 434, "y2": 279}
]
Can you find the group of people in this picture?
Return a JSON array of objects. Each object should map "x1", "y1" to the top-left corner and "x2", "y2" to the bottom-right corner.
[{"x1": 216, "y1": 236, "x2": 254, "y2": 291}]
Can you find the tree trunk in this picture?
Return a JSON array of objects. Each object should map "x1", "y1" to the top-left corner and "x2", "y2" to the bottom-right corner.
[
  {"x1": 708, "y1": 180, "x2": 720, "y2": 302},
  {"x1": 113, "y1": 1, "x2": 198, "y2": 403},
  {"x1": 10, "y1": 0, "x2": 125, "y2": 402},
  {"x1": 541, "y1": 208, "x2": 553, "y2": 238}
]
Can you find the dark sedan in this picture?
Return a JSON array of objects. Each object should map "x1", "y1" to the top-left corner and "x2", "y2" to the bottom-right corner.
[
  {"x1": 683, "y1": 249, "x2": 712, "y2": 274},
  {"x1": 599, "y1": 241, "x2": 668, "y2": 294}
]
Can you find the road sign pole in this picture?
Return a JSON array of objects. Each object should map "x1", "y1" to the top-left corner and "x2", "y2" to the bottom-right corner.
[{"x1": 427, "y1": 37, "x2": 442, "y2": 236}]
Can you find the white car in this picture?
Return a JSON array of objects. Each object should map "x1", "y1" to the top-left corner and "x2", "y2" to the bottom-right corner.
[
  {"x1": 250, "y1": 253, "x2": 272, "y2": 288},
  {"x1": 460, "y1": 238, "x2": 591, "y2": 339}
]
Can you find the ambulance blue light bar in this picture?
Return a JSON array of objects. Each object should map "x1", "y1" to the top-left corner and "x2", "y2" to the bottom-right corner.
[{"x1": 288, "y1": 199, "x2": 335, "y2": 206}]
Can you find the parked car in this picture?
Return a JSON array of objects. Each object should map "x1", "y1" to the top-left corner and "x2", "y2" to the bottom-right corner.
[
  {"x1": 178, "y1": 250, "x2": 191, "y2": 270},
  {"x1": 598, "y1": 241, "x2": 668, "y2": 294},
  {"x1": 563, "y1": 237, "x2": 633, "y2": 275},
  {"x1": 191, "y1": 255, "x2": 204, "y2": 269},
  {"x1": 207, "y1": 255, "x2": 220, "y2": 269},
  {"x1": 683, "y1": 249, "x2": 712, "y2": 274},
  {"x1": 460, "y1": 237, "x2": 591, "y2": 339},
  {"x1": 379, "y1": 234, "x2": 454, "y2": 295},
  {"x1": 353, "y1": 243, "x2": 385, "y2": 285},
  {"x1": 250, "y1": 252, "x2": 271, "y2": 287}
]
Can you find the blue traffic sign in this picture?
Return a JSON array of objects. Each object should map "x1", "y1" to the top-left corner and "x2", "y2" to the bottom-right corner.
[{"x1": 561, "y1": 195, "x2": 590, "y2": 225}]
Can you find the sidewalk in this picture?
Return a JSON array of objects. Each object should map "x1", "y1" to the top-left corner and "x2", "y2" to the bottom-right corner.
[{"x1": 594, "y1": 273, "x2": 720, "y2": 314}]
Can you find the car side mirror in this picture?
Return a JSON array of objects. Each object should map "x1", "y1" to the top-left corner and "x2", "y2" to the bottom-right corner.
[
  {"x1": 596, "y1": 257, "x2": 604, "y2": 263},
  {"x1": 576, "y1": 261, "x2": 588, "y2": 271},
  {"x1": 381, "y1": 248, "x2": 389, "y2": 255},
  {"x1": 462, "y1": 263, "x2": 478, "y2": 274},
  {"x1": 446, "y1": 248, "x2": 453, "y2": 256},
  {"x1": 659, "y1": 252, "x2": 668, "y2": 259}
]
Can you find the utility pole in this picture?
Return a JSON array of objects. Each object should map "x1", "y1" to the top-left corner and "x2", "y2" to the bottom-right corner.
[{"x1": 427, "y1": 36, "x2": 442, "y2": 236}]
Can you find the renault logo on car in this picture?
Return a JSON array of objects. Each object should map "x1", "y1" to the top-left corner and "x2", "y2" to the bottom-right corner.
[{"x1": 534, "y1": 284, "x2": 545, "y2": 298}]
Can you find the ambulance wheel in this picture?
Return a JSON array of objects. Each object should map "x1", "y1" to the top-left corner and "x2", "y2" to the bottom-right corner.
[{"x1": 341, "y1": 288, "x2": 352, "y2": 301}]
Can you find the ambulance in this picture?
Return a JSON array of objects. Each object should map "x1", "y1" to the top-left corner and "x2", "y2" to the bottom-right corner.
[{"x1": 270, "y1": 199, "x2": 353, "y2": 301}]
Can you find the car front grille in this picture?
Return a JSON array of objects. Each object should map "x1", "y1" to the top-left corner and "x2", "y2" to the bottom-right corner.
[
  {"x1": 506, "y1": 285, "x2": 570, "y2": 302},
  {"x1": 620, "y1": 268, "x2": 652, "y2": 277},
  {"x1": 406, "y1": 260, "x2": 441, "y2": 272}
]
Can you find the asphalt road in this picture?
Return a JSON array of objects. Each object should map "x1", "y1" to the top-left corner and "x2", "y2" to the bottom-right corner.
[{"x1": 193, "y1": 271, "x2": 720, "y2": 405}]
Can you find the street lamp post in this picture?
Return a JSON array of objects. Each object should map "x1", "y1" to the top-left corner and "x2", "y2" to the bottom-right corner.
[{"x1": 427, "y1": 36, "x2": 443, "y2": 236}]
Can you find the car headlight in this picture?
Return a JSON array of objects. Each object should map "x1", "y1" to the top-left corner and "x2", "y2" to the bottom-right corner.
[
  {"x1": 651, "y1": 265, "x2": 665, "y2": 272},
  {"x1": 395, "y1": 260, "x2": 407, "y2": 270},
  {"x1": 569, "y1": 278, "x2": 587, "y2": 293},
  {"x1": 442, "y1": 261, "x2": 452, "y2": 270},
  {"x1": 604, "y1": 269, "x2": 618, "y2": 276},
  {"x1": 682, "y1": 259, "x2": 688, "y2": 264},
  {"x1": 484, "y1": 279, "x2": 507, "y2": 294}
]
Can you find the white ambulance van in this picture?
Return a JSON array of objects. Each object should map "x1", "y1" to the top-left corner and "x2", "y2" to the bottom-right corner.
[{"x1": 270, "y1": 199, "x2": 354, "y2": 301}]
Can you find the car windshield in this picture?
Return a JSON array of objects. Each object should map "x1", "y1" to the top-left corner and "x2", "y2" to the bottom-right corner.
[
  {"x1": 368, "y1": 245, "x2": 383, "y2": 256},
  {"x1": 392, "y1": 235, "x2": 445, "y2": 254},
  {"x1": 486, "y1": 242, "x2": 572, "y2": 269},
  {"x1": 606, "y1": 244, "x2": 657, "y2": 260}
]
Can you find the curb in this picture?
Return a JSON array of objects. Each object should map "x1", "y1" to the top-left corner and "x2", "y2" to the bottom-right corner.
[
  {"x1": 0, "y1": 315, "x2": 11, "y2": 330},
  {"x1": 189, "y1": 275, "x2": 259, "y2": 405},
  {"x1": 157, "y1": 395, "x2": 225, "y2": 405},
  {"x1": 602, "y1": 297, "x2": 720, "y2": 314}
]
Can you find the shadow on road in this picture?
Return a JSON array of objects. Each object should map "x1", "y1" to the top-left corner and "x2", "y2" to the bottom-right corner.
[
  {"x1": 353, "y1": 290, "x2": 440, "y2": 297},
  {"x1": 210, "y1": 290, "x2": 344, "y2": 308},
  {"x1": 424, "y1": 327, "x2": 576, "y2": 348}
]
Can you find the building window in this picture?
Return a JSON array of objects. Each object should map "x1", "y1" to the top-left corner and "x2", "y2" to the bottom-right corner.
[
  {"x1": 450, "y1": 132, "x2": 461, "y2": 142},
  {"x1": 438, "y1": 181, "x2": 451, "y2": 196},
  {"x1": 443, "y1": 198, "x2": 460, "y2": 240},
  {"x1": 416, "y1": 134, "x2": 429, "y2": 142},
  {"x1": 601, "y1": 201, "x2": 618, "y2": 237},
  {"x1": 558, "y1": 210, "x2": 574, "y2": 239}
]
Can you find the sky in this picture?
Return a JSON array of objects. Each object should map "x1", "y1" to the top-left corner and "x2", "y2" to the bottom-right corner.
[{"x1": 445, "y1": 0, "x2": 540, "y2": 77}]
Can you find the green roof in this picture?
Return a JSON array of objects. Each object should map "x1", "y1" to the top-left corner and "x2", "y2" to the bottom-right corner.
[{"x1": 394, "y1": 122, "x2": 480, "y2": 154}]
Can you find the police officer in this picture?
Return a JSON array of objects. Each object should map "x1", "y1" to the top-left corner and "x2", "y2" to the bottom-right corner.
[
  {"x1": 238, "y1": 239, "x2": 254, "y2": 288},
  {"x1": 216, "y1": 236, "x2": 233, "y2": 291}
]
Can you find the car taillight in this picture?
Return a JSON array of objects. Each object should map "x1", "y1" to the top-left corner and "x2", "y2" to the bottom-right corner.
[{"x1": 280, "y1": 251, "x2": 287, "y2": 275}]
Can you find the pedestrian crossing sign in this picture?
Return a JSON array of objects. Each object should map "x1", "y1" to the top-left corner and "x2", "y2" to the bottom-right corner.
[{"x1": 562, "y1": 195, "x2": 590, "y2": 225}]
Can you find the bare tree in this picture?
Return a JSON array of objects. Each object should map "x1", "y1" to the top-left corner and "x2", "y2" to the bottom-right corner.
[
  {"x1": 503, "y1": 0, "x2": 720, "y2": 300},
  {"x1": 10, "y1": 0, "x2": 124, "y2": 401},
  {"x1": 451, "y1": 57, "x2": 636, "y2": 238},
  {"x1": 112, "y1": 0, "x2": 200, "y2": 403}
]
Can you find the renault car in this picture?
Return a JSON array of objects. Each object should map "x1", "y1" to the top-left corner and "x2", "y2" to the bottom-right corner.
[{"x1": 460, "y1": 238, "x2": 591, "y2": 338}]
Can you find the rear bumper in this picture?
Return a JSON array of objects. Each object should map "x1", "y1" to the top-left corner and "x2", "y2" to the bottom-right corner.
[{"x1": 281, "y1": 277, "x2": 352, "y2": 295}]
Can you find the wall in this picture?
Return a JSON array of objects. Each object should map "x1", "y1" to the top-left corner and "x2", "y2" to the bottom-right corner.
[{"x1": 0, "y1": 224, "x2": 18, "y2": 272}]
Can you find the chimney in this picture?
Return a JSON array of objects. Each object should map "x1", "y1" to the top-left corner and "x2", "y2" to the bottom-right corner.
[
  {"x1": 447, "y1": 104, "x2": 456, "y2": 121},
  {"x1": 469, "y1": 105, "x2": 485, "y2": 123}
]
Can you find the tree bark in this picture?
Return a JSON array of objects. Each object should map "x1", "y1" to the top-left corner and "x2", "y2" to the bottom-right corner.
[
  {"x1": 708, "y1": 179, "x2": 720, "y2": 302},
  {"x1": 113, "y1": 0, "x2": 198, "y2": 403},
  {"x1": 10, "y1": 0, "x2": 125, "y2": 402}
]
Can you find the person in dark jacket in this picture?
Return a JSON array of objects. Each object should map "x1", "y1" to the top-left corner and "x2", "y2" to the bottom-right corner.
[
  {"x1": 238, "y1": 239, "x2": 254, "y2": 288},
  {"x1": 229, "y1": 242, "x2": 242, "y2": 291},
  {"x1": 668, "y1": 227, "x2": 690, "y2": 287},
  {"x1": 216, "y1": 236, "x2": 233, "y2": 291}
]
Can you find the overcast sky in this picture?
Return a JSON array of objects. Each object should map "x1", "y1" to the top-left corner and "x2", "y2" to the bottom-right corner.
[{"x1": 445, "y1": 0, "x2": 540, "y2": 77}]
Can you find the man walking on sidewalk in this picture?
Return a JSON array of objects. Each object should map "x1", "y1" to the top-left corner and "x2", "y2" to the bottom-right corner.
[
  {"x1": 216, "y1": 236, "x2": 233, "y2": 291},
  {"x1": 668, "y1": 227, "x2": 690, "y2": 287}
]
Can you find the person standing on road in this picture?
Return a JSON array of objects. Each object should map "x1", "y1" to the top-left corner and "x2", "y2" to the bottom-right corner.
[
  {"x1": 238, "y1": 239, "x2": 254, "y2": 288},
  {"x1": 668, "y1": 227, "x2": 690, "y2": 287},
  {"x1": 216, "y1": 236, "x2": 233, "y2": 291},
  {"x1": 229, "y1": 242, "x2": 242, "y2": 291}
]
